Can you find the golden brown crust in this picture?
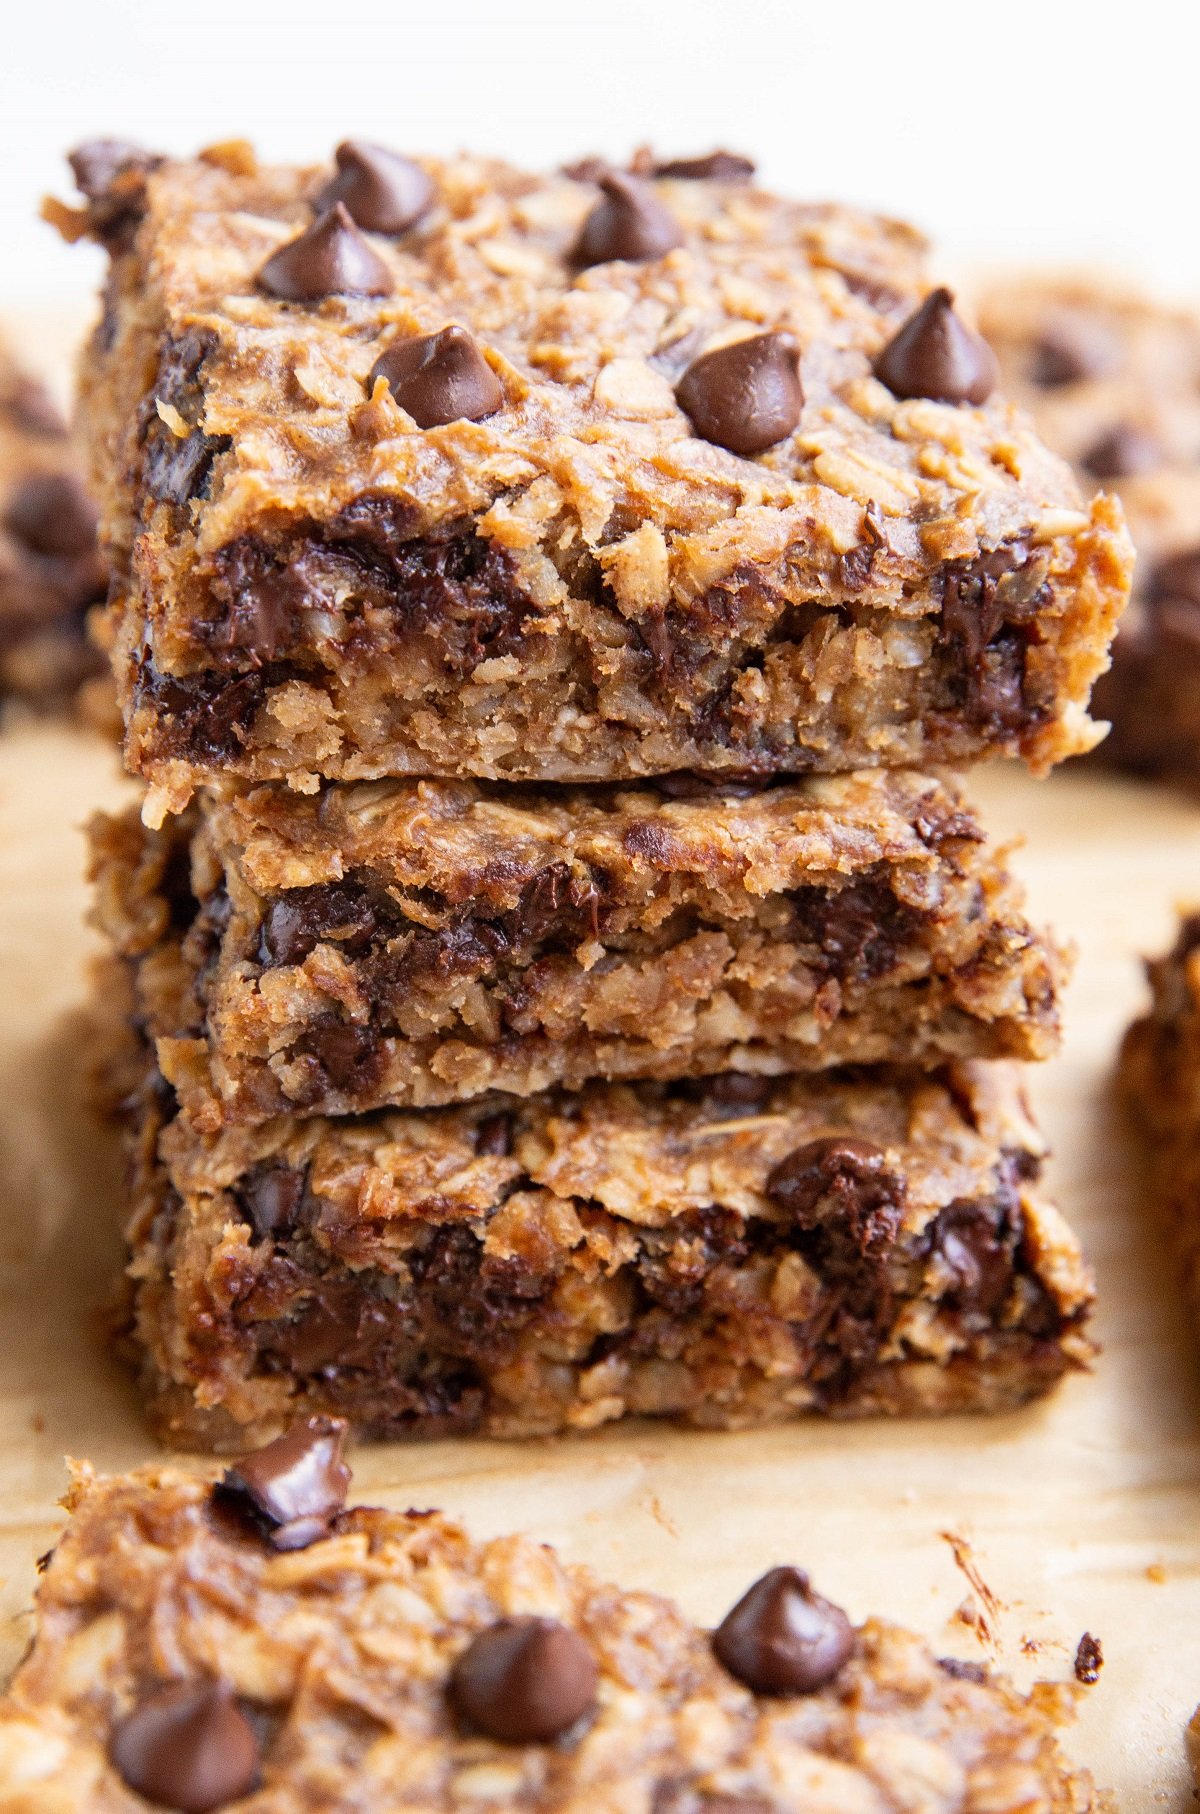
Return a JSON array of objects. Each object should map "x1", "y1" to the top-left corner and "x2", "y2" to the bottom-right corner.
[
  {"x1": 0, "y1": 1462, "x2": 1107, "y2": 1811},
  {"x1": 67, "y1": 149, "x2": 1131, "y2": 808},
  {"x1": 88, "y1": 769, "x2": 1068, "y2": 1127}
]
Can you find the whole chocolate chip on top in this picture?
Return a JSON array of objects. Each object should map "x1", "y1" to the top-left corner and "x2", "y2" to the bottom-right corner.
[
  {"x1": 713, "y1": 1566, "x2": 854, "y2": 1695},
  {"x1": 653, "y1": 149, "x2": 756, "y2": 182},
  {"x1": 217, "y1": 1415, "x2": 350, "y2": 1550},
  {"x1": 573, "y1": 171, "x2": 684, "y2": 267},
  {"x1": 369, "y1": 326, "x2": 502, "y2": 427},
  {"x1": 873, "y1": 288, "x2": 998, "y2": 406},
  {"x1": 317, "y1": 140, "x2": 434, "y2": 235},
  {"x1": 257, "y1": 203, "x2": 393, "y2": 302},
  {"x1": 69, "y1": 138, "x2": 159, "y2": 199},
  {"x1": 450, "y1": 1616, "x2": 598, "y2": 1743},
  {"x1": 4, "y1": 471, "x2": 97, "y2": 557},
  {"x1": 110, "y1": 1682, "x2": 260, "y2": 1813},
  {"x1": 675, "y1": 332, "x2": 803, "y2": 456}
]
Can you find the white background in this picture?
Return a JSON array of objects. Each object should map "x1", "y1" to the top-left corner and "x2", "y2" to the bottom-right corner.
[{"x1": 0, "y1": 0, "x2": 1190, "y2": 310}]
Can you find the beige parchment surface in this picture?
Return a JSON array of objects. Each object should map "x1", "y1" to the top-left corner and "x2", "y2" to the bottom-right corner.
[{"x1": 0, "y1": 720, "x2": 1197, "y2": 1805}]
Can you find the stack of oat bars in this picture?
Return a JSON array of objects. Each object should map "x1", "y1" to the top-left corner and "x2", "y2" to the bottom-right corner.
[{"x1": 67, "y1": 140, "x2": 1130, "y2": 1450}]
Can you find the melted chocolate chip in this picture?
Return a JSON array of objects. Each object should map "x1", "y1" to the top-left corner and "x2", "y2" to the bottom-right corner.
[
  {"x1": 303, "y1": 1021, "x2": 377, "y2": 1090},
  {"x1": 259, "y1": 884, "x2": 377, "y2": 966},
  {"x1": 316, "y1": 140, "x2": 434, "y2": 234},
  {"x1": 675, "y1": 332, "x2": 803, "y2": 456},
  {"x1": 216, "y1": 1415, "x2": 350, "y2": 1550},
  {"x1": 1149, "y1": 545, "x2": 1200, "y2": 609},
  {"x1": 235, "y1": 1163, "x2": 306, "y2": 1241},
  {"x1": 652, "y1": 150, "x2": 756, "y2": 181},
  {"x1": 712, "y1": 1566, "x2": 854, "y2": 1695},
  {"x1": 145, "y1": 429, "x2": 231, "y2": 507},
  {"x1": 702, "y1": 1074, "x2": 775, "y2": 1113},
  {"x1": 874, "y1": 288, "x2": 997, "y2": 405},
  {"x1": 1074, "y1": 1632, "x2": 1103, "y2": 1685},
  {"x1": 110, "y1": 1683, "x2": 260, "y2": 1814},
  {"x1": 257, "y1": 203, "x2": 393, "y2": 302},
  {"x1": 573, "y1": 172, "x2": 684, "y2": 267},
  {"x1": 449, "y1": 1616, "x2": 598, "y2": 1742},
  {"x1": 4, "y1": 471, "x2": 97, "y2": 557},
  {"x1": 475, "y1": 1112, "x2": 514, "y2": 1157},
  {"x1": 766, "y1": 1136, "x2": 902, "y2": 1291},
  {"x1": 930, "y1": 1201, "x2": 1014, "y2": 1316},
  {"x1": 1079, "y1": 423, "x2": 1161, "y2": 480},
  {"x1": 368, "y1": 326, "x2": 502, "y2": 427}
]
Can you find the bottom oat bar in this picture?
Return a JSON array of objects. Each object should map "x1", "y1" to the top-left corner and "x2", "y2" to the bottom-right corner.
[
  {"x1": 111, "y1": 1025, "x2": 1094, "y2": 1448},
  {"x1": 0, "y1": 1432, "x2": 1108, "y2": 1811},
  {"x1": 1118, "y1": 912, "x2": 1200, "y2": 1321}
]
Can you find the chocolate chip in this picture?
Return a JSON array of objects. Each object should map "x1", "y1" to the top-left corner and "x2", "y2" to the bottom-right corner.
[
  {"x1": 110, "y1": 1682, "x2": 260, "y2": 1813},
  {"x1": 368, "y1": 327, "x2": 502, "y2": 427},
  {"x1": 8, "y1": 376, "x2": 65, "y2": 438},
  {"x1": 573, "y1": 172, "x2": 684, "y2": 267},
  {"x1": 1079, "y1": 423, "x2": 1161, "y2": 480},
  {"x1": 1030, "y1": 322, "x2": 1118, "y2": 387},
  {"x1": 767, "y1": 1137, "x2": 885, "y2": 1211},
  {"x1": 712, "y1": 1566, "x2": 854, "y2": 1695},
  {"x1": 235, "y1": 1163, "x2": 306, "y2": 1241},
  {"x1": 1073, "y1": 1632, "x2": 1103, "y2": 1685},
  {"x1": 304, "y1": 1020, "x2": 377, "y2": 1090},
  {"x1": 652, "y1": 149, "x2": 756, "y2": 182},
  {"x1": 704, "y1": 1074, "x2": 775, "y2": 1113},
  {"x1": 257, "y1": 203, "x2": 393, "y2": 302},
  {"x1": 317, "y1": 141, "x2": 434, "y2": 235},
  {"x1": 144, "y1": 429, "x2": 231, "y2": 507},
  {"x1": 4, "y1": 471, "x2": 97, "y2": 557},
  {"x1": 676, "y1": 332, "x2": 803, "y2": 456},
  {"x1": 931, "y1": 1202, "x2": 1013, "y2": 1316},
  {"x1": 449, "y1": 1617, "x2": 598, "y2": 1742},
  {"x1": 69, "y1": 139, "x2": 157, "y2": 199},
  {"x1": 259, "y1": 884, "x2": 377, "y2": 966},
  {"x1": 475, "y1": 1112, "x2": 514, "y2": 1157},
  {"x1": 216, "y1": 1416, "x2": 350, "y2": 1550},
  {"x1": 1149, "y1": 545, "x2": 1200, "y2": 609},
  {"x1": 874, "y1": 288, "x2": 997, "y2": 405}
]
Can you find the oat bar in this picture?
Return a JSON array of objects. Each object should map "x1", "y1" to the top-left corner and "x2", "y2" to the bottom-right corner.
[
  {"x1": 59, "y1": 144, "x2": 1130, "y2": 813},
  {"x1": 0, "y1": 1442, "x2": 1107, "y2": 1811},
  {"x1": 89, "y1": 769, "x2": 1067, "y2": 1128},
  {"x1": 110, "y1": 1036, "x2": 1094, "y2": 1448}
]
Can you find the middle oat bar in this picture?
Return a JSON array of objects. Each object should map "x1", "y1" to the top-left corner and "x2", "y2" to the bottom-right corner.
[{"x1": 89, "y1": 767, "x2": 1066, "y2": 1130}]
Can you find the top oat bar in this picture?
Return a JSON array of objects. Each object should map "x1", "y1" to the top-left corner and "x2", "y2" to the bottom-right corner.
[{"x1": 60, "y1": 142, "x2": 1132, "y2": 813}]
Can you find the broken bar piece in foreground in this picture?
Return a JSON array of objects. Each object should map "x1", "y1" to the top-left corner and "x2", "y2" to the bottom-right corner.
[{"x1": 0, "y1": 1447, "x2": 1107, "y2": 1811}]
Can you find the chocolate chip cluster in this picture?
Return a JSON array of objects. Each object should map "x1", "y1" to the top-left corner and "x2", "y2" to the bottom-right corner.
[{"x1": 250, "y1": 138, "x2": 998, "y2": 454}]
